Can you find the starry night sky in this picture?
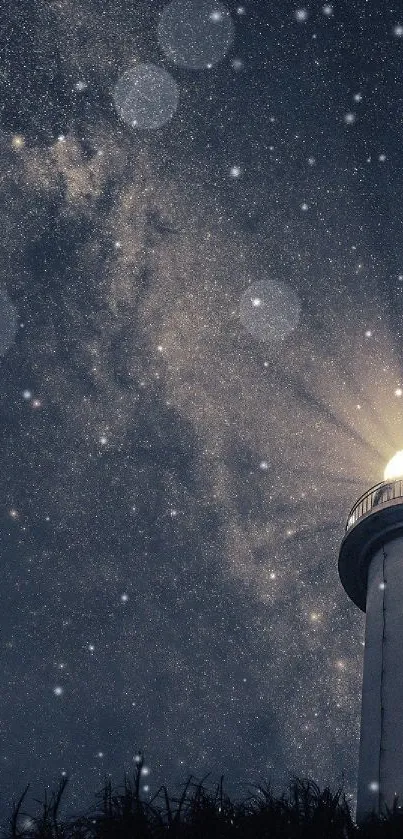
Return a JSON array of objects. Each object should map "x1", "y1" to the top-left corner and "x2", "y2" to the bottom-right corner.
[{"x1": 0, "y1": 0, "x2": 402, "y2": 823}]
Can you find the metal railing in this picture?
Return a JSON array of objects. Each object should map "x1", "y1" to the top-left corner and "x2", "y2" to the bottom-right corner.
[{"x1": 346, "y1": 479, "x2": 403, "y2": 531}]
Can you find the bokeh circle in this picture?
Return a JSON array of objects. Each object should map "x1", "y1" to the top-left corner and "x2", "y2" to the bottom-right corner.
[
  {"x1": 157, "y1": 0, "x2": 235, "y2": 69},
  {"x1": 113, "y1": 63, "x2": 179, "y2": 129},
  {"x1": 239, "y1": 278, "x2": 301, "y2": 342}
]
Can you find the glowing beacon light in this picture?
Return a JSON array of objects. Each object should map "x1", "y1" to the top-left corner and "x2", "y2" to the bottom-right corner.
[
  {"x1": 339, "y1": 454, "x2": 403, "y2": 823},
  {"x1": 384, "y1": 450, "x2": 403, "y2": 481}
]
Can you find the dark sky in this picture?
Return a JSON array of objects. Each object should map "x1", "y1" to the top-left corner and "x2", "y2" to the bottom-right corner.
[{"x1": 0, "y1": 0, "x2": 402, "y2": 823}]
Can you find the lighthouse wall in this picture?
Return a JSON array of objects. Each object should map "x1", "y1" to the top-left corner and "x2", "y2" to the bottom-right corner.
[{"x1": 356, "y1": 535, "x2": 403, "y2": 823}]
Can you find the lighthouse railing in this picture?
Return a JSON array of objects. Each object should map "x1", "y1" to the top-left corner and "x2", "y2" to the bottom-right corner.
[{"x1": 346, "y1": 479, "x2": 403, "y2": 531}]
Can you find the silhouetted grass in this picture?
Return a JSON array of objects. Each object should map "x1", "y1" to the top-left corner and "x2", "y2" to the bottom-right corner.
[{"x1": 3, "y1": 752, "x2": 403, "y2": 838}]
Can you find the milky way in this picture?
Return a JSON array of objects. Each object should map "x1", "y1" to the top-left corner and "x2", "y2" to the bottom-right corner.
[{"x1": 0, "y1": 0, "x2": 402, "y2": 822}]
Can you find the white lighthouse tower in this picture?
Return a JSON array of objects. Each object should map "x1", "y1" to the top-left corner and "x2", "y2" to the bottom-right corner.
[{"x1": 339, "y1": 451, "x2": 403, "y2": 823}]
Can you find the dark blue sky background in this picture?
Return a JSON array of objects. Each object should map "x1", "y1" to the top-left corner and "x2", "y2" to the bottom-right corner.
[{"x1": 0, "y1": 0, "x2": 401, "y2": 824}]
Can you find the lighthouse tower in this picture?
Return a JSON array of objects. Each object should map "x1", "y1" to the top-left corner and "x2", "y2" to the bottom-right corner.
[{"x1": 339, "y1": 452, "x2": 403, "y2": 823}]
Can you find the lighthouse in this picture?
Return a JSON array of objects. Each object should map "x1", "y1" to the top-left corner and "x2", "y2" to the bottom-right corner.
[{"x1": 339, "y1": 451, "x2": 403, "y2": 823}]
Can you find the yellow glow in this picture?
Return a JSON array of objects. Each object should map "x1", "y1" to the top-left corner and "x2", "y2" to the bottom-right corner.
[
  {"x1": 11, "y1": 135, "x2": 25, "y2": 149},
  {"x1": 384, "y1": 451, "x2": 403, "y2": 480}
]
